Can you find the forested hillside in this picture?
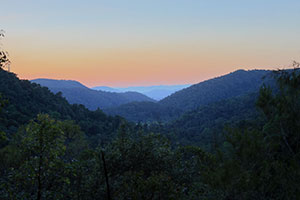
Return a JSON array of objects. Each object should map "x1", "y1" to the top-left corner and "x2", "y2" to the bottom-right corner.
[
  {"x1": 160, "y1": 69, "x2": 271, "y2": 111},
  {"x1": 106, "y1": 70, "x2": 274, "y2": 123},
  {"x1": 1, "y1": 2, "x2": 300, "y2": 198},
  {"x1": 32, "y1": 79, "x2": 155, "y2": 110},
  {"x1": 1, "y1": 66, "x2": 300, "y2": 199},
  {"x1": 104, "y1": 101, "x2": 182, "y2": 122},
  {"x1": 164, "y1": 92, "x2": 263, "y2": 148},
  {"x1": 0, "y1": 69, "x2": 125, "y2": 144}
]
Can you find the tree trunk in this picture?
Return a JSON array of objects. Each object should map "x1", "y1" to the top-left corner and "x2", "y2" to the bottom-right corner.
[{"x1": 101, "y1": 151, "x2": 111, "y2": 200}]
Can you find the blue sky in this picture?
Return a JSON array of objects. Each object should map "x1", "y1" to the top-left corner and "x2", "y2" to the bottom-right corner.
[{"x1": 1, "y1": 0, "x2": 300, "y2": 86}]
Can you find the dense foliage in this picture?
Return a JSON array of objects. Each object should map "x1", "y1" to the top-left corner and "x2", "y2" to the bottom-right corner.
[
  {"x1": 163, "y1": 92, "x2": 263, "y2": 148},
  {"x1": 32, "y1": 79, "x2": 155, "y2": 110},
  {"x1": 0, "y1": 69, "x2": 124, "y2": 145},
  {"x1": 0, "y1": 59, "x2": 300, "y2": 199},
  {"x1": 104, "y1": 101, "x2": 182, "y2": 123}
]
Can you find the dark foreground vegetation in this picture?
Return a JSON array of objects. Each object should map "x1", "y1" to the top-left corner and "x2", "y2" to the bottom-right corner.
[
  {"x1": 0, "y1": 64, "x2": 300, "y2": 199},
  {"x1": 1, "y1": 33, "x2": 300, "y2": 198}
]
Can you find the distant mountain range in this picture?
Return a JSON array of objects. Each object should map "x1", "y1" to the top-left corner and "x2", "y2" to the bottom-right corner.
[
  {"x1": 92, "y1": 84, "x2": 191, "y2": 100},
  {"x1": 31, "y1": 79, "x2": 155, "y2": 110},
  {"x1": 2, "y1": 67, "x2": 278, "y2": 147},
  {"x1": 31, "y1": 70, "x2": 275, "y2": 125},
  {"x1": 0, "y1": 69, "x2": 124, "y2": 139},
  {"x1": 105, "y1": 69, "x2": 275, "y2": 122}
]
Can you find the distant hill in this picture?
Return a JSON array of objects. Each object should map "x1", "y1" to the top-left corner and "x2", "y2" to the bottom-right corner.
[
  {"x1": 93, "y1": 86, "x2": 120, "y2": 93},
  {"x1": 159, "y1": 69, "x2": 272, "y2": 112},
  {"x1": 0, "y1": 69, "x2": 124, "y2": 143},
  {"x1": 31, "y1": 79, "x2": 155, "y2": 110},
  {"x1": 31, "y1": 78, "x2": 87, "y2": 89},
  {"x1": 93, "y1": 84, "x2": 191, "y2": 100},
  {"x1": 143, "y1": 89, "x2": 177, "y2": 101},
  {"x1": 106, "y1": 69, "x2": 274, "y2": 122}
]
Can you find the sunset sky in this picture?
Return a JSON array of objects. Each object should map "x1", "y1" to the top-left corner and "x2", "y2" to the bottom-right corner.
[{"x1": 1, "y1": 0, "x2": 300, "y2": 87}]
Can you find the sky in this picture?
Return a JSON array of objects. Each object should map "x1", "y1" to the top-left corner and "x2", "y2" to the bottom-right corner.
[{"x1": 1, "y1": 0, "x2": 300, "y2": 87}]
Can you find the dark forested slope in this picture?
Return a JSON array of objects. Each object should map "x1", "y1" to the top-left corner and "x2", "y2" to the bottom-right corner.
[
  {"x1": 31, "y1": 79, "x2": 155, "y2": 110},
  {"x1": 0, "y1": 69, "x2": 124, "y2": 142},
  {"x1": 163, "y1": 92, "x2": 263, "y2": 147},
  {"x1": 105, "y1": 70, "x2": 273, "y2": 123},
  {"x1": 104, "y1": 101, "x2": 182, "y2": 122},
  {"x1": 1, "y1": 66, "x2": 299, "y2": 200},
  {"x1": 159, "y1": 69, "x2": 271, "y2": 111}
]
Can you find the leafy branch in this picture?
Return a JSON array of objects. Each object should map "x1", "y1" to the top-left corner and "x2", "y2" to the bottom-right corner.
[{"x1": 0, "y1": 30, "x2": 10, "y2": 70}]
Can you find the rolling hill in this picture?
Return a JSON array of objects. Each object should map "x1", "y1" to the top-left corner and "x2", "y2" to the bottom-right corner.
[
  {"x1": 0, "y1": 69, "x2": 124, "y2": 143},
  {"x1": 93, "y1": 84, "x2": 191, "y2": 100},
  {"x1": 159, "y1": 69, "x2": 271, "y2": 111},
  {"x1": 105, "y1": 69, "x2": 274, "y2": 122},
  {"x1": 31, "y1": 79, "x2": 155, "y2": 110}
]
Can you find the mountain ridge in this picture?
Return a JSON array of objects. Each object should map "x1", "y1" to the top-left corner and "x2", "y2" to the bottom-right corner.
[
  {"x1": 0, "y1": 69, "x2": 124, "y2": 142},
  {"x1": 105, "y1": 69, "x2": 274, "y2": 122},
  {"x1": 159, "y1": 69, "x2": 271, "y2": 111},
  {"x1": 93, "y1": 84, "x2": 191, "y2": 100},
  {"x1": 31, "y1": 79, "x2": 156, "y2": 110}
]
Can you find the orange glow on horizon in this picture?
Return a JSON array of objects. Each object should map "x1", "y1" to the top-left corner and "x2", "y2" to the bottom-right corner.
[
  {"x1": 5, "y1": 30, "x2": 298, "y2": 88},
  {"x1": 1, "y1": 0, "x2": 300, "y2": 87}
]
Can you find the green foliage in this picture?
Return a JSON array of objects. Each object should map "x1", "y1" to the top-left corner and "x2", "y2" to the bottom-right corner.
[
  {"x1": 60, "y1": 120, "x2": 88, "y2": 160},
  {"x1": 0, "y1": 116, "x2": 192, "y2": 199},
  {"x1": 0, "y1": 131, "x2": 8, "y2": 148},
  {"x1": 0, "y1": 68, "x2": 124, "y2": 145},
  {"x1": 0, "y1": 59, "x2": 300, "y2": 199},
  {"x1": 0, "y1": 93, "x2": 7, "y2": 112},
  {"x1": 203, "y1": 129, "x2": 269, "y2": 199},
  {"x1": 164, "y1": 93, "x2": 262, "y2": 148},
  {"x1": 257, "y1": 64, "x2": 300, "y2": 159},
  {"x1": 2, "y1": 115, "x2": 67, "y2": 199},
  {"x1": 197, "y1": 65, "x2": 300, "y2": 199},
  {"x1": 104, "y1": 101, "x2": 182, "y2": 123},
  {"x1": 98, "y1": 129, "x2": 185, "y2": 199}
]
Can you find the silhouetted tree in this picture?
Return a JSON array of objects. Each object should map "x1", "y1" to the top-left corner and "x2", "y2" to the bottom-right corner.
[{"x1": 0, "y1": 30, "x2": 10, "y2": 70}]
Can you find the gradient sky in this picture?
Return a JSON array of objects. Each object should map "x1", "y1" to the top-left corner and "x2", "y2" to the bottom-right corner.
[{"x1": 1, "y1": 0, "x2": 300, "y2": 87}]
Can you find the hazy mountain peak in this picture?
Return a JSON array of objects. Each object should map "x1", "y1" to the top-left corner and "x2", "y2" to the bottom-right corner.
[{"x1": 92, "y1": 84, "x2": 192, "y2": 100}]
